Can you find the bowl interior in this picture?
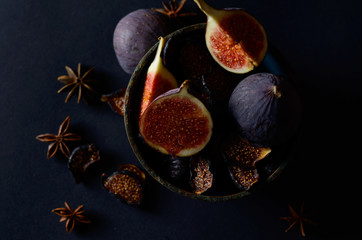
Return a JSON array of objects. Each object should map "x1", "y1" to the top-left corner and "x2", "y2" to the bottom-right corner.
[{"x1": 124, "y1": 23, "x2": 294, "y2": 201}]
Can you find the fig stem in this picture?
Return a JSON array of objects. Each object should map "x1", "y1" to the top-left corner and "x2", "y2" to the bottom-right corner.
[
  {"x1": 180, "y1": 79, "x2": 190, "y2": 90},
  {"x1": 273, "y1": 85, "x2": 282, "y2": 98},
  {"x1": 149, "y1": 36, "x2": 167, "y2": 72},
  {"x1": 156, "y1": 37, "x2": 166, "y2": 60},
  {"x1": 193, "y1": 0, "x2": 219, "y2": 19}
]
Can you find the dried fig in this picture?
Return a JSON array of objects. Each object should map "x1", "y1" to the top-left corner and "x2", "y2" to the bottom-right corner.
[
  {"x1": 222, "y1": 134, "x2": 271, "y2": 167},
  {"x1": 102, "y1": 170, "x2": 144, "y2": 205},
  {"x1": 190, "y1": 154, "x2": 213, "y2": 194},
  {"x1": 228, "y1": 165, "x2": 259, "y2": 191},
  {"x1": 101, "y1": 88, "x2": 126, "y2": 116},
  {"x1": 68, "y1": 144, "x2": 100, "y2": 183},
  {"x1": 117, "y1": 164, "x2": 146, "y2": 185},
  {"x1": 162, "y1": 156, "x2": 189, "y2": 182}
]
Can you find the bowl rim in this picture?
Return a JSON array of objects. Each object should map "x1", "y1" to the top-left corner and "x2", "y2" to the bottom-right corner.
[{"x1": 124, "y1": 23, "x2": 291, "y2": 202}]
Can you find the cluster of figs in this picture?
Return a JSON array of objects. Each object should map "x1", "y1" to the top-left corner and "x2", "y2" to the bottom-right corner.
[{"x1": 113, "y1": 0, "x2": 302, "y2": 196}]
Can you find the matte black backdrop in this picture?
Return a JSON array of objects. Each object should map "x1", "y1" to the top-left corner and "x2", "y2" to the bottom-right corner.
[{"x1": 1, "y1": 0, "x2": 361, "y2": 239}]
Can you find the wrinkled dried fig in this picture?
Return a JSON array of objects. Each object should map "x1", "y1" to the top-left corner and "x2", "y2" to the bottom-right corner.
[
  {"x1": 101, "y1": 88, "x2": 126, "y2": 116},
  {"x1": 117, "y1": 164, "x2": 146, "y2": 185},
  {"x1": 222, "y1": 134, "x2": 271, "y2": 167},
  {"x1": 228, "y1": 165, "x2": 259, "y2": 190},
  {"x1": 190, "y1": 154, "x2": 213, "y2": 194},
  {"x1": 102, "y1": 169, "x2": 144, "y2": 205},
  {"x1": 68, "y1": 144, "x2": 100, "y2": 183}
]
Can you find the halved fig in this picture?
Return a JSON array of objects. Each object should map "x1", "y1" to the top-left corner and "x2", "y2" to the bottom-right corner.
[
  {"x1": 194, "y1": 0, "x2": 268, "y2": 74},
  {"x1": 68, "y1": 144, "x2": 100, "y2": 183},
  {"x1": 222, "y1": 134, "x2": 271, "y2": 167},
  {"x1": 139, "y1": 37, "x2": 178, "y2": 117},
  {"x1": 101, "y1": 88, "x2": 126, "y2": 116},
  {"x1": 190, "y1": 154, "x2": 213, "y2": 194},
  {"x1": 102, "y1": 170, "x2": 144, "y2": 205},
  {"x1": 229, "y1": 165, "x2": 259, "y2": 190},
  {"x1": 139, "y1": 80, "x2": 213, "y2": 157},
  {"x1": 117, "y1": 164, "x2": 146, "y2": 185}
]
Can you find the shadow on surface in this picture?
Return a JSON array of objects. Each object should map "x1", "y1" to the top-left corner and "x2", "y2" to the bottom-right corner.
[{"x1": 258, "y1": 84, "x2": 360, "y2": 238}]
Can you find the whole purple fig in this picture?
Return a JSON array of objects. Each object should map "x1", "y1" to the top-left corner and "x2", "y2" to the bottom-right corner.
[
  {"x1": 228, "y1": 73, "x2": 301, "y2": 146},
  {"x1": 113, "y1": 9, "x2": 175, "y2": 74}
]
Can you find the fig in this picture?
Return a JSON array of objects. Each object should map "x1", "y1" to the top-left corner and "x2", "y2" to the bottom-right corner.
[
  {"x1": 162, "y1": 156, "x2": 189, "y2": 182},
  {"x1": 102, "y1": 169, "x2": 144, "y2": 205},
  {"x1": 113, "y1": 2, "x2": 203, "y2": 74},
  {"x1": 113, "y1": 9, "x2": 174, "y2": 74},
  {"x1": 228, "y1": 165, "x2": 259, "y2": 191},
  {"x1": 101, "y1": 88, "x2": 127, "y2": 116},
  {"x1": 139, "y1": 37, "x2": 178, "y2": 117},
  {"x1": 189, "y1": 154, "x2": 213, "y2": 194},
  {"x1": 139, "y1": 80, "x2": 213, "y2": 157},
  {"x1": 162, "y1": 30, "x2": 240, "y2": 106},
  {"x1": 228, "y1": 73, "x2": 301, "y2": 146},
  {"x1": 222, "y1": 133, "x2": 269, "y2": 190},
  {"x1": 68, "y1": 144, "x2": 100, "y2": 183},
  {"x1": 193, "y1": 0, "x2": 267, "y2": 74},
  {"x1": 117, "y1": 164, "x2": 146, "y2": 185},
  {"x1": 222, "y1": 134, "x2": 271, "y2": 167}
]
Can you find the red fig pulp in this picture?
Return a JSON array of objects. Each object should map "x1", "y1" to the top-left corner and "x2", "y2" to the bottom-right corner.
[{"x1": 139, "y1": 81, "x2": 213, "y2": 157}]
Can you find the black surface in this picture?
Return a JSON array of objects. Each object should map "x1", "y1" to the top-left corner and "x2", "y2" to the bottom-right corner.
[{"x1": 1, "y1": 0, "x2": 361, "y2": 239}]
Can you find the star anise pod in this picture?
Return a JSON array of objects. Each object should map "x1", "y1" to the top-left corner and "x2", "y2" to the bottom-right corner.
[
  {"x1": 52, "y1": 201, "x2": 91, "y2": 233},
  {"x1": 36, "y1": 116, "x2": 81, "y2": 159},
  {"x1": 281, "y1": 202, "x2": 317, "y2": 237},
  {"x1": 57, "y1": 63, "x2": 97, "y2": 103},
  {"x1": 152, "y1": 0, "x2": 196, "y2": 18}
]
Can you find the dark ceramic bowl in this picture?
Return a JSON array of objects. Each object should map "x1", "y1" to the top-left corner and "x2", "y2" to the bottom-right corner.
[{"x1": 124, "y1": 23, "x2": 296, "y2": 201}]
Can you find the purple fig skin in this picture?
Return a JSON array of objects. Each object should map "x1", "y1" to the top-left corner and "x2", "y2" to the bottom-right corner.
[
  {"x1": 149, "y1": 86, "x2": 180, "y2": 102},
  {"x1": 228, "y1": 73, "x2": 301, "y2": 146},
  {"x1": 113, "y1": 9, "x2": 173, "y2": 74}
]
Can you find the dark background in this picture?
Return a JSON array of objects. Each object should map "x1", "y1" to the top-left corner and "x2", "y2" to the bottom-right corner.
[{"x1": 1, "y1": 0, "x2": 361, "y2": 239}]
